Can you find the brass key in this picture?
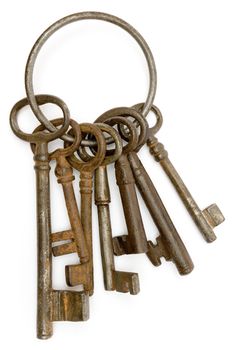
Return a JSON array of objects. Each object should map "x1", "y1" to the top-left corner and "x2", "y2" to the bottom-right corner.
[
  {"x1": 138, "y1": 104, "x2": 225, "y2": 243},
  {"x1": 10, "y1": 95, "x2": 89, "y2": 340},
  {"x1": 32, "y1": 118, "x2": 89, "y2": 262},
  {"x1": 65, "y1": 123, "x2": 106, "y2": 295},
  {"x1": 79, "y1": 123, "x2": 140, "y2": 294},
  {"x1": 95, "y1": 109, "x2": 148, "y2": 255}
]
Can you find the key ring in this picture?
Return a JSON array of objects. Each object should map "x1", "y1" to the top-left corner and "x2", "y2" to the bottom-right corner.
[
  {"x1": 95, "y1": 107, "x2": 148, "y2": 153},
  {"x1": 67, "y1": 123, "x2": 106, "y2": 172},
  {"x1": 10, "y1": 94, "x2": 70, "y2": 143},
  {"x1": 30, "y1": 118, "x2": 82, "y2": 159},
  {"x1": 25, "y1": 11, "x2": 157, "y2": 144},
  {"x1": 78, "y1": 123, "x2": 123, "y2": 166}
]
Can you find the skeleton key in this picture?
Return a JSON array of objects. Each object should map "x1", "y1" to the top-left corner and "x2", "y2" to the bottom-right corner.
[
  {"x1": 107, "y1": 107, "x2": 194, "y2": 274},
  {"x1": 136, "y1": 104, "x2": 225, "y2": 243},
  {"x1": 32, "y1": 118, "x2": 89, "y2": 262},
  {"x1": 95, "y1": 110, "x2": 148, "y2": 255},
  {"x1": 10, "y1": 95, "x2": 89, "y2": 340},
  {"x1": 79, "y1": 123, "x2": 140, "y2": 294},
  {"x1": 65, "y1": 123, "x2": 106, "y2": 295}
]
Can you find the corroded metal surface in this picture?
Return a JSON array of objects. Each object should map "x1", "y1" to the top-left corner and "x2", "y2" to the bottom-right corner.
[
  {"x1": 139, "y1": 104, "x2": 225, "y2": 242},
  {"x1": 80, "y1": 123, "x2": 140, "y2": 294},
  {"x1": 24, "y1": 12, "x2": 157, "y2": 144},
  {"x1": 95, "y1": 110, "x2": 149, "y2": 255},
  {"x1": 65, "y1": 123, "x2": 106, "y2": 295},
  {"x1": 10, "y1": 95, "x2": 89, "y2": 339}
]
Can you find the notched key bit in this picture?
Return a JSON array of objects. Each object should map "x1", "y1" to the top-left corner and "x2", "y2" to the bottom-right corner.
[{"x1": 52, "y1": 290, "x2": 89, "y2": 322}]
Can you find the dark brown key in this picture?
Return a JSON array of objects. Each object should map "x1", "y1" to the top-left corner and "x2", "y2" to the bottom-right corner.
[
  {"x1": 10, "y1": 95, "x2": 89, "y2": 340},
  {"x1": 95, "y1": 109, "x2": 148, "y2": 255},
  {"x1": 136, "y1": 104, "x2": 225, "y2": 243},
  {"x1": 79, "y1": 123, "x2": 140, "y2": 294},
  {"x1": 32, "y1": 118, "x2": 89, "y2": 263},
  {"x1": 104, "y1": 107, "x2": 194, "y2": 275},
  {"x1": 65, "y1": 123, "x2": 106, "y2": 296}
]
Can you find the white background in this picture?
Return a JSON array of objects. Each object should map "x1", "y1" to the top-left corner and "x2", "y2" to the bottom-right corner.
[{"x1": 0, "y1": 1, "x2": 232, "y2": 349}]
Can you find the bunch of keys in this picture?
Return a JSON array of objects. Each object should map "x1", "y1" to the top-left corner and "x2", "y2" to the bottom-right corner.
[{"x1": 10, "y1": 12, "x2": 225, "y2": 339}]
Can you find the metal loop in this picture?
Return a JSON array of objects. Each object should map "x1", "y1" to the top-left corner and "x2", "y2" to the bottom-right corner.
[
  {"x1": 30, "y1": 118, "x2": 81, "y2": 158},
  {"x1": 133, "y1": 103, "x2": 163, "y2": 135},
  {"x1": 96, "y1": 107, "x2": 148, "y2": 152},
  {"x1": 10, "y1": 94, "x2": 70, "y2": 143},
  {"x1": 67, "y1": 123, "x2": 106, "y2": 172},
  {"x1": 25, "y1": 12, "x2": 157, "y2": 144}
]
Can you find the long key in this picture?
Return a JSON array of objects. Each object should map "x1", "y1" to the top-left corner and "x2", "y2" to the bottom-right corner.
[
  {"x1": 128, "y1": 152, "x2": 194, "y2": 274},
  {"x1": 10, "y1": 95, "x2": 89, "y2": 340},
  {"x1": 82, "y1": 123, "x2": 140, "y2": 294},
  {"x1": 95, "y1": 110, "x2": 148, "y2": 255},
  {"x1": 32, "y1": 118, "x2": 89, "y2": 262},
  {"x1": 101, "y1": 107, "x2": 194, "y2": 274},
  {"x1": 65, "y1": 123, "x2": 106, "y2": 295},
  {"x1": 142, "y1": 104, "x2": 225, "y2": 243}
]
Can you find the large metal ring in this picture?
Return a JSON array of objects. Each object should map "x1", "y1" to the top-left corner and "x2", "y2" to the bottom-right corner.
[{"x1": 25, "y1": 11, "x2": 157, "y2": 144}]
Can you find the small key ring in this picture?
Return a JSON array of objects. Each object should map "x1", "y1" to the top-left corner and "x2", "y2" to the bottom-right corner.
[
  {"x1": 96, "y1": 107, "x2": 148, "y2": 152},
  {"x1": 133, "y1": 103, "x2": 163, "y2": 136},
  {"x1": 78, "y1": 123, "x2": 123, "y2": 166},
  {"x1": 25, "y1": 11, "x2": 157, "y2": 144},
  {"x1": 66, "y1": 123, "x2": 106, "y2": 172},
  {"x1": 10, "y1": 94, "x2": 70, "y2": 143},
  {"x1": 30, "y1": 118, "x2": 82, "y2": 158},
  {"x1": 93, "y1": 115, "x2": 138, "y2": 155}
]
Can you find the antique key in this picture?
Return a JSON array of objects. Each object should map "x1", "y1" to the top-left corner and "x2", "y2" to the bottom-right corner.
[
  {"x1": 102, "y1": 107, "x2": 194, "y2": 275},
  {"x1": 32, "y1": 118, "x2": 89, "y2": 262},
  {"x1": 65, "y1": 123, "x2": 106, "y2": 295},
  {"x1": 95, "y1": 110, "x2": 149, "y2": 255},
  {"x1": 137, "y1": 104, "x2": 225, "y2": 243},
  {"x1": 10, "y1": 95, "x2": 89, "y2": 339},
  {"x1": 79, "y1": 122, "x2": 140, "y2": 294}
]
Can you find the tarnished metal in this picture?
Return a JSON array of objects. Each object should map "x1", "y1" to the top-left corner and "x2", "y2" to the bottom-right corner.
[
  {"x1": 95, "y1": 109, "x2": 149, "y2": 255},
  {"x1": 79, "y1": 123, "x2": 140, "y2": 294},
  {"x1": 32, "y1": 118, "x2": 89, "y2": 262},
  {"x1": 10, "y1": 95, "x2": 89, "y2": 340},
  {"x1": 24, "y1": 12, "x2": 157, "y2": 145},
  {"x1": 128, "y1": 153, "x2": 194, "y2": 275},
  {"x1": 136, "y1": 104, "x2": 225, "y2": 243},
  {"x1": 99, "y1": 107, "x2": 193, "y2": 274},
  {"x1": 65, "y1": 123, "x2": 106, "y2": 295}
]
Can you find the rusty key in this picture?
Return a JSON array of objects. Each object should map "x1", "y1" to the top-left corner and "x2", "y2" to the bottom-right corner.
[
  {"x1": 95, "y1": 110, "x2": 149, "y2": 255},
  {"x1": 10, "y1": 95, "x2": 89, "y2": 340},
  {"x1": 136, "y1": 104, "x2": 225, "y2": 243},
  {"x1": 108, "y1": 107, "x2": 194, "y2": 274},
  {"x1": 65, "y1": 123, "x2": 106, "y2": 295},
  {"x1": 79, "y1": 123, "x2": 140, "y2": 294},
  {"x1": 32, "y1": 118, "x2": 89, "y2": 262}
]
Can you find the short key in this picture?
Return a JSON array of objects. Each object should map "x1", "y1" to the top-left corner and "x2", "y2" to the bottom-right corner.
[
  {"x1": 95, "y1": 110, "x2": 148, "y2": 255},
  {"x1": 79, "y1": 122, "x2": 140, "y2": 294},
  {"x1": 137, "y1": 104, "x2": 225, "y2": 243},
  {"x1": 10, "y1": 95, "x2": 89, "y2": 340},
  {"x1": 65, "y1": 123, "x2": 106, "y2": 295}
]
